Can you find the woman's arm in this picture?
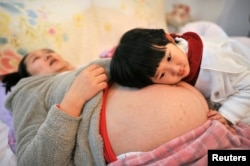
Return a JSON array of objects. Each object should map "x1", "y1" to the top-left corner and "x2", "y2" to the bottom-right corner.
[
  {"x1": 60, "y1": 64, "x2": 107, "y2": 117},
  {"x1": 9, "y1": 65, "x2": 107, "y2": 165}
]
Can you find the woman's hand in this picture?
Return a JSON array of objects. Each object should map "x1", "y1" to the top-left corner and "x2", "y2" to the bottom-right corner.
[
  {"x1": 60, "y1": 64, "x2": 108, "y2": 117},
  {"x1": 207, "y1": 110, "x2": 236, "y2": 134}
]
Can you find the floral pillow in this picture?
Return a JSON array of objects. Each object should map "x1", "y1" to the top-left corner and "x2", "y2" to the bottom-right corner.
[
  {"x1": 0, "y1": 0, "x2": 167, "y2": 77},
  {"x1": 0, "y1": 0, "x2": 82, "y2": 76},
  {"x1": 0, "y1": 49, "x2": 21, "y2": 76}
]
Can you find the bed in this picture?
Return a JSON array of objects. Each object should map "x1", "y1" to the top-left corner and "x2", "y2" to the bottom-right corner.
[{"x1": 0, "y1": 0, "x2": 250, "y2": 165}]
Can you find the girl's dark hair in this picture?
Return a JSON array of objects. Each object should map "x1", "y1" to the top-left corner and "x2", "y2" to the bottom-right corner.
[
  {"x1": 2, "y1": 54, "x2": 31, "y2": 94},
  {"x1": 110, "y1": 28, "x2": 172, "y2": 88}
]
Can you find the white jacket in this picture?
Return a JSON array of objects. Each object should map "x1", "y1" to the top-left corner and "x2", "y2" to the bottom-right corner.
[{"x1": 195, "y1": 37, "x2": 250, "y2": 125}]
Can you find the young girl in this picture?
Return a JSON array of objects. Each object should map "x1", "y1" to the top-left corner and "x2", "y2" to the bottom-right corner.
[{"x1": 110, "y1": 28, "x2": 250, "y2": 126}]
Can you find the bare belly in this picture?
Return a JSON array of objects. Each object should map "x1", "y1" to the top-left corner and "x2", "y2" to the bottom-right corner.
[{"x1": 106, "y1": 82, "x2": 209, "y2": 156}]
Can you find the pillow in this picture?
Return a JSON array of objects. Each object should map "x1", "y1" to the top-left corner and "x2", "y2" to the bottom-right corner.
[
  {"x1": 0, "y1": 49, "x2": 21, "y2": 76},
  {"x1": 0, "y1": 0, "x2": 167, "y2": 76}
]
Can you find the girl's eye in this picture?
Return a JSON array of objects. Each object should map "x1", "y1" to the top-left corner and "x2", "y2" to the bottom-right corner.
[
  {"x1": 160, "y1": 72, "x2": 165, "y2": 79},
  {"x1": 167, "y1": 53, "x2": 172, "y2": 61}
]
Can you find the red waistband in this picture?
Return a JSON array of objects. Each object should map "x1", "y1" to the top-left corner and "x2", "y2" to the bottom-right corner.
[{"x1": 100, "y1": 86, "x2": 117, "y2": 163}]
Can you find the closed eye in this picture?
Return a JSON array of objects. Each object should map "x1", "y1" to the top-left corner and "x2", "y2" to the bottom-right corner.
[{"x1": 32, "y1": 57, "x2": 39, "y2": 63}]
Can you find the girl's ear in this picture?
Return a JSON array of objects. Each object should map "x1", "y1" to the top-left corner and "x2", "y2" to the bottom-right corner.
[
  {"x1": 165, "y1": 33, "x2": 175, "y2": 43},
  {"x1": 175, "y1": 37, "x2": 188, "y2": 53}
]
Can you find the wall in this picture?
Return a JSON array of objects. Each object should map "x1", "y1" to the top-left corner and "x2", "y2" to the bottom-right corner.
[
  {"x1": 0, "y1": 0, "x2": 167, "y2": 75},
  {"x1": 217, "y1": 0, "x2": 250, "y2": 36},
  {"x1": 165, "y1": 0, "x2": 250, "y2": 36}
]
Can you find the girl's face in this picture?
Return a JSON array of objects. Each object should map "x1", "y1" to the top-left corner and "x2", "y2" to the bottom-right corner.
[
  {"x1": 151, "y1": 43, "x2": 190, "y2": 85},
  {"x1": 25, "y1": 49, "x2": 73, "y2": 76}
]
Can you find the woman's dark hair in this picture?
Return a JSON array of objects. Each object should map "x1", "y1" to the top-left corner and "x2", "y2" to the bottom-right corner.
[
  {"x1": 2, "y1": 54, "x2": 31, "y2": 94},
  {"x1": 110, "y1": 28, "x2": 172, "y2": 88}
]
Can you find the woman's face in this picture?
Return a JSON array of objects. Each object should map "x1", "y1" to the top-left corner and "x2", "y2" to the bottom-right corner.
[
  {"x1": 151, "y1": 43, "x2": 190, "y2": 85},
  {"x1": 24, "y1": 49, "x2": 73, "y2": 76}
]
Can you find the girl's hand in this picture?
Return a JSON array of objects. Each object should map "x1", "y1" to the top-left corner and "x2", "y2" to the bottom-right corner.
[
  {"x1": 60, "y1": 64, "x2": 108, "y2": 117},
  {"x1": 207, "y1": 110, "x2": 236, "y2": 134}
]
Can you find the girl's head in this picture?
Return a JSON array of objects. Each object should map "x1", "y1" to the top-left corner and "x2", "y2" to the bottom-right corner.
[
  {"x1": 151, "y1": 40, "x2": 190, "y2": 85},
  {"x1": 2, "y1": 48, "x2": 73, "y2": 93},
  {"x1": 110, "y1": 28, "x2": 189, "y2": 88}
]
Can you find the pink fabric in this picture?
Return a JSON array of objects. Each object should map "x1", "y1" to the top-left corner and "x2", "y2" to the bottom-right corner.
[
  {"x1": 99, "y1": 47, "x2": 116, "y2": 58},
  {"x1": 108, "y1": 120, "x2": 250, "y2": 166}
]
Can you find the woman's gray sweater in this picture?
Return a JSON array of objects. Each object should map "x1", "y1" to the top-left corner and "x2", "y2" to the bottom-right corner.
[{"x1": 5, "y1": 59, "x2": 111, "y2": 166}]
